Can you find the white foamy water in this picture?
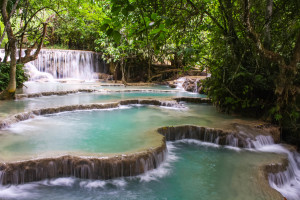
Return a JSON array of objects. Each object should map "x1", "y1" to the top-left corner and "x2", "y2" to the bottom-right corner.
[
  {"x1": 0, "y1": 49, "x2": 106, "y2": 81},
  {"x1": 249, "y1": 136, "x2": 300, "y2": 200},
  {"x1": 174, "y1": 139, "x2": 220, "y2": 148},
  {"x1": 137, "y1": 142, "x2": 178, "y2": 182},
  {"x1": 80, "y1": 180, "x2": 106, "y2": 189},
  {"x1": 0, "y1": 184, "x2": 38, "y2": 199},
  {"x1": 31, "y1": 49, "x2": 104, "y2": 80},
  {"x1": 24, "y1": 63, "x2": 54, "y2": 81},
  {"x1": 175, "y1": 77, "x2": 186, "y2": 91},
  {"x1": 43, "y1": 177, "x2": 76, "y2": 187}
]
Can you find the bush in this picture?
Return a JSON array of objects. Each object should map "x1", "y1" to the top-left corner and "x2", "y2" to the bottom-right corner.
[{"x1": 0, "y1": 63, "x2": 28, "y2": 92}]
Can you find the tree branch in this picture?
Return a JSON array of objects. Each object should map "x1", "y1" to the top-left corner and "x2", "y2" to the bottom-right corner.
[
  {"x1": 0, "y1": 0, "x2": 20, "y2": 45},
  {"x1": 18, "y1": 23, "x2": 48, "y2": 64},
  {"x1": 243, "y1": 0, "x2": 285, "y2": 65}
]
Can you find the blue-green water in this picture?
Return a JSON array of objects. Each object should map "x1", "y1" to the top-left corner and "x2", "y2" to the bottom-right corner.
[
  {"x1": 0, "y1": 83, "x2": 284, "y2": 200},
  {"x1": 0, "y1": 91, "x2": 201, "y2": 118},
  {"x1": 0, "y1": 104, "x2": 240, "y2": 161},
  {"x1": 0, "y1": 142, "x2": 280, "y2": 200}
]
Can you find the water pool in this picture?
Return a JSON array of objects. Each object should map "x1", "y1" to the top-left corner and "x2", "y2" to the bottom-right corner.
[
  {"x1": 0, "y1": 82, "x2": 298, "y2": 200},
  {"x1": 0, "y1": 142, "x2": 284, "y2": 200},
  {"x1": 0, "y1": 104, "x2": 245, "y2": 162}
]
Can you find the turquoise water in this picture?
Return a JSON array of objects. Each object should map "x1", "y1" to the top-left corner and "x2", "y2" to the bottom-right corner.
[
  {"x1": 0, "y1": 104, "x2": 240, "y2": 161},
  {"x1": 0, "y1": 91, "x2": 201, "y2": 118},
  {"x1": 17, "y1": 81, "x2": 177, "y2": 94},
  {"x1": 0, "y1": 142, "x2": 280, "y2": 200},
  {"x1": 0, "y1": 83, "x2": 284, "y2": 200}
]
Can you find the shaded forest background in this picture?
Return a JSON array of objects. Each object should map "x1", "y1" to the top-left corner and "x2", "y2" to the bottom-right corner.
[{"x1": 0, "y1": 0, "x2": 299, "y2": 147}]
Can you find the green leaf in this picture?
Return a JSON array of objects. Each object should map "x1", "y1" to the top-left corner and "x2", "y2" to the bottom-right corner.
[
  {"x1": 111, "y1": 5, "x2": 121, "y2": 14},
  {"x1": 122, "y1": 8, "x2": 129, "y2": 16},
  {"x1": 127, "y1": 4, "x2": 135, "y2": 12},
  {"x1": 151, "y1": 13, "x2": 158, "y2": 20},
  {"x1": 113, "y1": 31, "x2": 122, "y2": 44},
  {"x1": 158, "y1": 32, "x2": 165, "y2": 40},
  {"x1": 150, "y1": 28, "x2": 160, "y2": 35},
  {"x1": 159, "y1": 24, "x2": 165, "y2": 30},
  {"x1": 100, "y1": 24, "x2": 109, "y2": 31},
  {"x1": 106, "y1": 28, "x2": 114, "y2": 36}
]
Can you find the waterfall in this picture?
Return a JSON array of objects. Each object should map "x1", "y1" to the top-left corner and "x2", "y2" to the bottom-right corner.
[
  {"x1": 0, "y1": 49, "x2": 107, "y2": 81},
  {"x1": 31, "y1": 49, "x2": 107, "y2": 80},
  {"x1": 226, "y1": 134, "x2": 239, "y2": 147},
  {"x1": 248, "y1": 135, "x2": 300, "y2": 200},
  {"x1": 261, "y1": 144, "x2": 300, "y2": 200},
  {"x1": 157, "y1": 125, "x2": 300, "y2": 200},
  {"x1": 193, "y1": 78, "x2": 199, "y2": 93},
  {"x1": 175, "y1": 77, "x2": 186, "y2": 90}
]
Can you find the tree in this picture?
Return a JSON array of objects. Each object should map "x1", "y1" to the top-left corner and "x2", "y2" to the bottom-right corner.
[{"x1": 0, "y1": 0, "x2": 63, "y2": 99}]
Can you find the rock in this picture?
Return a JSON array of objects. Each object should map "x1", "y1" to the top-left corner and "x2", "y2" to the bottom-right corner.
[
  {"x1": 93, "y1": 73, "x2": 114, "y2": 81},
  {"x1": 182, "y1": 78, "x2": 198, "y2": 92},
  {"x1": 169, "y1": 83, "x2": 177, "y2": 88}
]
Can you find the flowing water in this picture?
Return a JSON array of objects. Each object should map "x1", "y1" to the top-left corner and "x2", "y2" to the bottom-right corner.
[
  {"x1": 0, "y1": 104, "x2": 241, "y2": 162},
  {"x1": 31, "y1": 49, "x2": 106, "y2": 80},
  {"x1": 0, "y1": 49, "x2": 106, "y2": 81},
  {"x1": 0, "y1": 142, "x2": 286, "y2": 200}
]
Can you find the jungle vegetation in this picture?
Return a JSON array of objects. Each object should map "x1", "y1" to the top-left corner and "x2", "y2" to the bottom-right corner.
[{"x1": 0, "y1": 0, "x2": 299, "y2": 147}]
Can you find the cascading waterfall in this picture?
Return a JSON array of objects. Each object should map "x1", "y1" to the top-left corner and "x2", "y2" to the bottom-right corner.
[
  {"x1": 32, "y1": 49, "x2": 107, "y2": 80},
  {"x1": 243, "y1": 134, "x2": 300, "y2": 200},
  {"x1": 0, "y1": 49, "x2": 108, "y2": 81},
  {"x1": 158, "y1": 125, "x2": 300, "y2": 200},
  {"x1": 261, "y1": 144, "x2": 300, "y2": 200}
]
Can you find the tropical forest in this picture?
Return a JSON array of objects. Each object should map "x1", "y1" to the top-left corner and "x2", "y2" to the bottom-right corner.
[{"x1": 0, "y1": 0, "x2": 299, "y2": 199}]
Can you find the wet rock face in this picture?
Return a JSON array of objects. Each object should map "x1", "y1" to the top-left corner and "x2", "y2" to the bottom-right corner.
[
  {"x1": 168, "y1": 82, "x2": 177, "y2": 88},
  {"x1": 157, "y1": 125, "x2": 246, "y2": 146},
  {"x1": 182, "y1": 78, "x2": 196, "y2": 92},
  {"x1": 264, "y1": 158, "x2": 289, "y2": 176},
  {"x1": 174, "y1": 97, "x2": 211, "y2": 104},
  {"x1": 157, "y1": 125, "x2": 280, "y2": 149},
  {"x1": 254, "y1": 124, "x2": 281, "y2": 143},
  {"x1": 181, "y1": 78, "x2": 204, "y2": 93},
  {"x1": 0, "y1": 144, "x2": 166, "y2": 185}
]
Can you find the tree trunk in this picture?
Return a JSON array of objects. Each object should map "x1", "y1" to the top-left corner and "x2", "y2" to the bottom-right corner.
[
  {"x1": 0, "y1": 0, "x2": 18, "y2": 99},
  {"x1": 264, "y1": 0, "x2": 273, "y2": 50},
  {"x1": 244, "y1": 0, "x2": 300, "y2": 132}
]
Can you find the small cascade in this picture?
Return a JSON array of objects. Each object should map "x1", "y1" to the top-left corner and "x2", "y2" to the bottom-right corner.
[
  {"x1": 158, "y1": 125, "x2": 224, "y2": 145},
  {"x1": 175, "y1": 77, "x2": 186, "y2": 90},
  {"x1": 226, "y1": 135, "x2": 239, "y2": 147},
  {"x1": 0, "y1": 147, "x2": 166, "y2": 185},
  {"x1": 157, "y1": 125, "x2": 300, "y2": 199},
  {"x1": 251, "y1": 135, "x2": 274, "y2": 149},
  {"x1": 159, "y1": 101, "x2": 186, "y2": 109},
  {"x1": 247, "y1": 135, "x2": 300, "y2": 200},
  {"x1": 0, "y1": 171, "x2": 3, "y2": 185},
  {"x1": 266, "y1": 147, "x2": 300, "y2": 200},
  {"x1": 193, "y1": 78, "x2": 199, "y2": 93}
]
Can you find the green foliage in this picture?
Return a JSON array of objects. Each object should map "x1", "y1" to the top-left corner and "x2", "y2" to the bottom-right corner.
[
  {"x1": 0, "y1": 63, "x2": 28, "y2": 92},
  {"x1": 2, "y1": 0, "x2": 299, "y2": 145}
]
